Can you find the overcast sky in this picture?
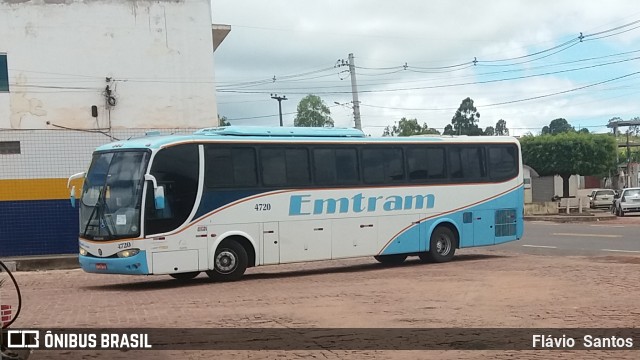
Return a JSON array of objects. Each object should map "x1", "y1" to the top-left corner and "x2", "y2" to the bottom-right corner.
[{"x1": 211, "y1": 0, "x2": 640, "y2": 136}]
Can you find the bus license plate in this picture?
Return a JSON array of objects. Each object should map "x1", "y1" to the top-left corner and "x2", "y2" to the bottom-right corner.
[{"x1": 95, "y1": 263, "x2": 107, "y2": 270}]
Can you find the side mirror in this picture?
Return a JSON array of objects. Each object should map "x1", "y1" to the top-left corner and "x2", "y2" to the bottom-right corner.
[
  {"x1": 144, "y1": 174, "x2": 165, "y2": 210},
  {"x1": 67, "y1": 172, "x2": 85, "y2": 208},
  {"x1": 70, "y1": 186, "x2": 76, "y2": 207},
  {"x1": 67, "y1": 172, "x2": 86, "y2": 188},
  {"x1": 154, "y1": 186, "x2": 165, "y2": 210}
]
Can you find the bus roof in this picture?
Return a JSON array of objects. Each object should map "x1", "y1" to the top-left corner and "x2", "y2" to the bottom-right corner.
[
  {"x1": 94, "y1": 126, "x2": 519, "y2": 151},
  {"x1": 194, "y1": 126, "x2": 366, "y2": 138}
]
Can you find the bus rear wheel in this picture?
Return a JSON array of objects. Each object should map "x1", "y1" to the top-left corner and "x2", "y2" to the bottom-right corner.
[
  {"x1": 206, "y1": 240, "x2": 248, "y2": 282},
  {"x1": 169, "y1": 271, "x2": 200, "y2": 280},
  {"x1": 374, "y1": 254, "x2": 407, "y2": 265},
  {"x1": 425, "y1": 226, "x2": 457, "y2": 263}
]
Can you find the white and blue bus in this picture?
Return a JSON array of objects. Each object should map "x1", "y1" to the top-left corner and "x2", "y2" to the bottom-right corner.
[{"x1": 70, "y1": 126, "x2": 524, "y2": 281}]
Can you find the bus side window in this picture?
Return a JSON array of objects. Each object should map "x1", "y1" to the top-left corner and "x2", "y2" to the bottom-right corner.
[{"x1": 489, "y1": 145, "x2": 517, "y2": 180}]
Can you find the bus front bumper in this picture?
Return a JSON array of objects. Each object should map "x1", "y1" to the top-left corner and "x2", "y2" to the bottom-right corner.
[{"x1": 79, "y1": 250, "x2": 149, "y2": 275}]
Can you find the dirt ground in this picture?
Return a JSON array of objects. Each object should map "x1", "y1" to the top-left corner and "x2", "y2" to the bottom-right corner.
[{"x1": 6, "y1": 247, "x2": 640, "y2": 359}]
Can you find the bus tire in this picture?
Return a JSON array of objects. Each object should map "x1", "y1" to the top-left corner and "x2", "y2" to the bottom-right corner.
[
  {"x1": 169, "y1": 271, "x2": 200, "y2": 280},
  {"x1": 206, "y1": 240, "x2": 248, "y2": 282},
  {"x1": 374, "y1": 254, "x2": 407, "y2": 265},
  {"x1": 426, "y1": 226, "x2": 457, "y2": 263}
]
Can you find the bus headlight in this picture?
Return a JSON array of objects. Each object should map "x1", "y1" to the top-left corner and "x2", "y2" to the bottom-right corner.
[
  {"x1": 117, "y1": 249, "x2": 140, "y2": 258},
  {"x1": 79, "y1": 247, "x2": 88, "y2": 256}
]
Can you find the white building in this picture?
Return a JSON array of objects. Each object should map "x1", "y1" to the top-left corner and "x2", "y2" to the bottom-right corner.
[
  {"x1": 0, "y1": 0, "x2": 228, "y2": 129},
  {"x1": 0, "y1": 0, "x2": 230, "y2": 257}
]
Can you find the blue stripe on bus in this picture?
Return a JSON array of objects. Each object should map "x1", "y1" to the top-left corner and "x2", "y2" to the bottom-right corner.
[
  {"x1": 379, "y1": 186, "x2": 524, "y2": 255},
  {"x1": 194, "y1": 189, "x2": 267, "y2": 219},
  {"x1": 79, "y1": 250, "x2": 149, "y2": 275}
]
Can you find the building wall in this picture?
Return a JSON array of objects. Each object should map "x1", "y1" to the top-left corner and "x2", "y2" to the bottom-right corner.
[
  {"x1": 553, "y1": 174, "x2": 579, "y2": 197},
  {"x1": 0, "y1": 128, "x2": 196, "y2": 257},
  {"x1": 0, "y1": 0, "x2": 218, "y2": 129},
  {"x1": 532, "y1": 176, "x2": 554, "y2": 202},
  {"x1": 0, "y1": 0, "x2": 222, "y2": 257},
  {"x1": 523, "y1": 166, "x2": 533, "y2": 203},
  {"x1": 583, "y1": 176, "x2": 602, "y2": 189}
]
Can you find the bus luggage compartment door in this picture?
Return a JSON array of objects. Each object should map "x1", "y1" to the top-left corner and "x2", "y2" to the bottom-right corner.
[
  {"x1": 279, "y1": 219, "x2": 332, "y2": 263},
  {"x1": 473, "y1": 210, "x2": 495, "y2": 246},
  {"x1": 152, "y1": 249, "x2": 199, "y2": 274},
  {"x1": 262, "y1": 222, "x2": 280, "y2": 265}
]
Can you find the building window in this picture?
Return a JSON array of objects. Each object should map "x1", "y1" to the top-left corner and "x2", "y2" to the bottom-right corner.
[
  {"x1": 0, "y1": 141, "x2": 20, "y2": 154},
  {"x1": 0, "y1": 54, "x2": 8, "y2": 92}
]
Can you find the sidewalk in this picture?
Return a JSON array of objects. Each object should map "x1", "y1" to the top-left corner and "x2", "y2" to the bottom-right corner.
[
  {"x1": 0, "y1": 254, "x2": 78, "y2": 272},
  {"x1": 524, "y1": 211, "x2": 617, "y2": 223}
]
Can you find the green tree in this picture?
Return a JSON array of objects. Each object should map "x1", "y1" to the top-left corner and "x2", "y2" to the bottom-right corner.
[
  {"x1": 443, "y1": 124, "x2": 454, "y2": 135},
  {"x1": 484, "y1": 126, "x2": 495, "y2": 136},
  {"x1": 541, "y1": 118, "x2": 574, "y2": 135},
  {"x1": 218, "y1": 115, "x2": 230, "y2": 126},
  {"x1": 450, "y1": 97, "x2": 482, "y2": 135},
  {"x1": 294, "y1": 94, "x2": 334, "y2": 127},
  {"x1": 520, "y1": 132, "x2": 617, "y2": 198},
  {"x1": 495, "y1": 119, "x2": 509, "y2": 135},
  {"x1": 383, "y1": 117, "x2": 440, "y2": 136}
]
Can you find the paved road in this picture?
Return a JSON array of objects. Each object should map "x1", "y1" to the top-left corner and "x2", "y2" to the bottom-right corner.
[{"x1": 494, "y1": 219, "x2": 640, "y2": 256}]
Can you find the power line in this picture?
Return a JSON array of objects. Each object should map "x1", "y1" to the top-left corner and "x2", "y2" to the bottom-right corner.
[
  {"x1": 480, "y1": 71, "x2": 640, "y2": 108},
  {"x1": 217, "y1": 54, "x2": 640, "y2": 95},
  {"x1": 358, "y1": 70, "x2": 640, "y2": 112}
]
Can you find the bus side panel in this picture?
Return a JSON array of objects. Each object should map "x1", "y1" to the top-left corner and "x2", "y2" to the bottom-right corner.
[
  {"x1": 376, "y1": 214, "x2": 421, "y2": 255},
  {"x1": 378, "y1": 185, "x2": 523, "y2": 254}
]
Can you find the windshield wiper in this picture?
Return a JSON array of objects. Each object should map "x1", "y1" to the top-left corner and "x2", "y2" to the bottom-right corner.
[{"x1": 83, "y1": 184, "x2": 113, "y2": 238}]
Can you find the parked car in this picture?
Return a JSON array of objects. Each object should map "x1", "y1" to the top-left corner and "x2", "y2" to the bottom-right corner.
[
  {"x1": 613, "y1": 187, "x2": 640, "y2": 217},
  {"x1": 588, "y1": 189, "x2": 616, "y2": 209}
]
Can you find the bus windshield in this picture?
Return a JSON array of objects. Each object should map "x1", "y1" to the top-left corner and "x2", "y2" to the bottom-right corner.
[{"x1": 80, "y1": 150, "x2": 150, "y2": 240}]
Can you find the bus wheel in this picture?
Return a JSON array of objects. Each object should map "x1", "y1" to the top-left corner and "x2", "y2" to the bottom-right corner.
[
  {"x1": 206, "y1": 240, "x2": 248, "y2": 282},
  {"x1": 374, "y1": 254, "x2": 407, "y2": 265},
  {"x1": 426, "y1": 226, "x2": 457, "y2": 263},
  {"x1": 169, "y1": 271, "x2": 200, "y2": 280}
]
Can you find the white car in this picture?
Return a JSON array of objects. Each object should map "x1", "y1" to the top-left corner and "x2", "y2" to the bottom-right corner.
[
  {"x1": 613, "y1": 187, "x2": 640, "y2": 217},
  {"x1": 588, "y1": 189, "x2": 616, "y2": 209}
]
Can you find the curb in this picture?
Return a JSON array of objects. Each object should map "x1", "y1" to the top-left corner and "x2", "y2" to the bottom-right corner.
[
  {"x1": 1, "y1": 255, "x2": 79, "y2": 272},
  {"x1": 524, "y1": 215, "x2": 617, "y2": 223}
]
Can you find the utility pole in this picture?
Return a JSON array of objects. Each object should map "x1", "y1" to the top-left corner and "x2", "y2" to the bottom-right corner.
[
  {"x1": 627, "y1": 129, "x2": 631, "y2": 187},
  {"x1": 347, "y1": 53, "x2": 362, "y2": 130},
  {"x1": 270, "y1": 93, "x2": 287, "y2": 127}
]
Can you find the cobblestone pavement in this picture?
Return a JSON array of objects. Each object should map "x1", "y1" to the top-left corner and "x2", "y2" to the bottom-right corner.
[{"x1": 7, "y1": 248, "x2": 640, "y2": 359}]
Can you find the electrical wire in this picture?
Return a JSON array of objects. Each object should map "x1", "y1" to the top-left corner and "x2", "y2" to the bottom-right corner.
[{"x1": 217, "y1": 54, "x2": 640, "y2": 95}]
